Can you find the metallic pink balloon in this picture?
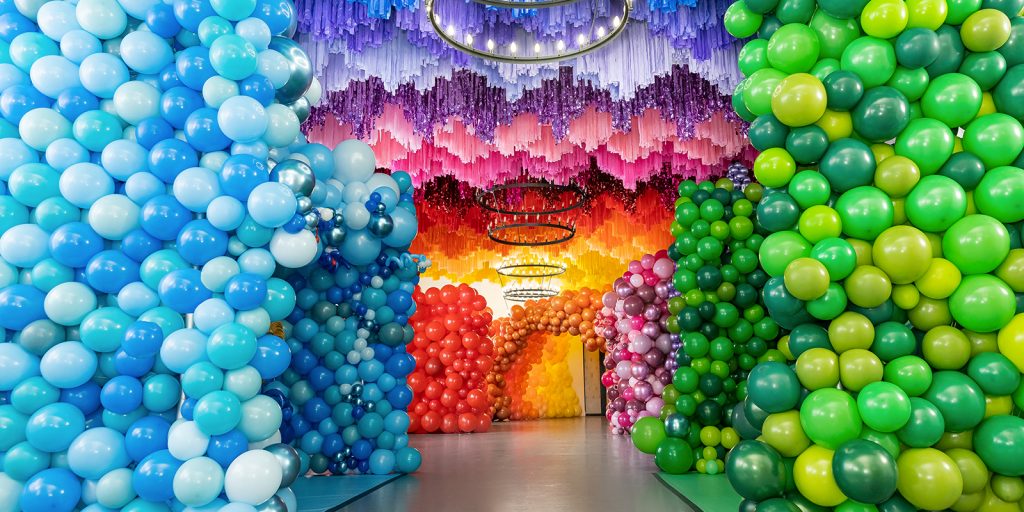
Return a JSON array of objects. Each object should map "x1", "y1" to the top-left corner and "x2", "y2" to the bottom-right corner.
[
  {"x1": 633, "y1": 381, "x2": 654, "y2": 401},
  {"x1": 630, "y1": 362, "x2": 650, "y2": 379}
]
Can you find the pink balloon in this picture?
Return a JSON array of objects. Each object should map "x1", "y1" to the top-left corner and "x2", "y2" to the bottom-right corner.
[
  {"x1": 629, "y1": 273, "x2": 644, "y2": 287},
  {"x1": 653, "y1": 258, "x2": 675, "y2": 279},
  {"x1": 646, "y1": 397, "x2": 664, "y2": 414},
  {"x1": 641, "y1": 254, "x2": 656, "y2": 269},
  {"x1": 629, "y1": 316, "x2": 645, "y2": 330},
  {"x1": 628, "y1": 260, "x2": 643, "y2": 274}
]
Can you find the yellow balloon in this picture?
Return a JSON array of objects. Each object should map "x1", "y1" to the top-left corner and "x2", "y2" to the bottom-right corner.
[
  {"x1": 892, "y1": 198, "x2": 908, "y2": 225},
  {"x1": 796, "y1": 347, "x2": 840, "y2": 389},
  {"x1": 979, "y1": 486, "x2": 1020, "y2": 512},
  {"x1": 778, "y1": 335, "x2": 794, "y2": 360},
  {"x1": 906, "y1": 0, "x2": 949, "y2": 29},
  {"x1": 925, "y1": 232, "x2": 944, "y2": 257},
  {"x1": 874, "y1": 155, "x2": 921, "y2": 198},
  {"x1": 839, "y1": 349, "x2": 884, "y2": 391},
  {"x1": 816, "y1": 110, "x2": 854, "y2": 140},
  {"x1": 953, "y1": 492, "x2": 986, "y2": 512},
  {"x1": 862, "y1": 0, "x2": 910, "y2": 38},
  {"x1": 915, "y1": 258, "x2": 962, "y2": 299},
  {"x1": 893, "y1": 284, "x2": 921, "y2": 310},
  {"x1": 771, "y1": 73, "x2": 827, "y2": 127},
  {"x1": 794, "y1": 445, "x2": 847, "y2": 507},
  {"x1": 995, "y1": 249, "x2": 1024, "y2": 292},
  {"x1": 872, "y1": 225, "x2": 933, "y2": 284},
  {"x1": 897, "y1": 448, "x2": 964, "y2": 510},
  {"x1": 954, "y1": 136, "x2": 964, "y2": 153},
  {"x1": 985, "y1": 395, "x2": 1013, "y2": 417},
  {"x1": 936, "y1": 431, "x2": 975, "y2": 451},
  {"x1": 997, "y1": 314, "x2": 1024, "y2": 372},
  {"x1": 946, "y1": 448, "x2": 990, "y2": 494},
  {"x1": 979, "y1": 92, "x2": 997, "y2": 117},
  {"x1": 785, "y1": 257, "x2": 831, "y2": 301}
]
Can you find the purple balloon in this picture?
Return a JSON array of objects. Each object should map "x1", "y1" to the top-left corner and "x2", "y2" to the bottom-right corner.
[
  {"x1": 654, "y1": 281, "x2": 670, "y2": 299},
  {"x1": 641, "y1": 321, "x2": 661, "y2": 339},
  {"x1": 643, "y1": 304, "x2": 661, "y2": 321}
]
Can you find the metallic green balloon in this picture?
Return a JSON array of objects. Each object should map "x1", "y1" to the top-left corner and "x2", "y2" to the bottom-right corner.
[
  {"x1": 832, "y1": 439, "x2": 898, "y2": 504},
  {"x1": 725, "y1": 440, "x2": 788, "y2": 501}
]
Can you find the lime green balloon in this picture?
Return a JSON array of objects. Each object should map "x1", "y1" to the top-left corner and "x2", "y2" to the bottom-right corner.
[
  {"x1": 942, "y1": 214, "x2": 1011, "y2": 275},
  {"x1": 760, "y1": 231, "x2": 813, "y2": 276},
  {"x1": 795, "y1": 347, "x2": 840, "y2": 390},
  {"x1": 961, "y1": 8, "x2": 1012, "y2": 52},
  {"x1": 946, "y1": 448, "x2": 990, "y2": 494},
  {"x1": 895, "y1": 118, "x2": 955, "y2": 174},
  {"x1": 762, "y1": 411, "x2": 811, "y2": 457},
  {"x1": 959, "y1": 51, "x2": 1008, "y2": 91},
  {"x1": 845, "y1": 265, "x2": 893, "y2": 308},
  {"x1": 799, "y1": 388, "x2": 863, "y2": 449},
  {"x1": 857, "y1": 381, "x2": 912, "y2": 432},
  {"x1": 767, "y1": 23, "x2": 821, "y2": 73},
  {"x1": 835, "y1": 186, "x2": 894, "y2": 240},
  {"x1": 771, "y1": 73, "x2": 828, "y2": 127},
  {"x1": 904, "y1": 175, "x2": 967, "y2": 232},
  {"x1": 921, "y1": 73, "x2": 983, "y2": 128},
  {"x1": 754, "y1": 148, "x2": 797, "y2": 187},
  {"x1": 872, "y1": 225, "x2": 932, "y2": 284},
  {"x1": 896, "y1": 448, "x2": 964, "y2": 511},
  {"x1": 841, "y1": 37, "x2": 898, "y2": 88},
  {"x1": 950, "y1": 274, "x2": 1016, "y2": 332},
  {"x1": 724, "y1": 1, "x2": 764, "y2": 38},
  {"x1": 884, "y1": 355, "x2": 933, "y2": 396},
  {"x1": 964, "y1": 113, "x2": 1024, "y2": 169},
  {"x1": 632, "y1": 416, "x2": 667, "y2": 454},
  {"x1": 840, "y1": 349, "x2": 885, "y2": 391},
  {"x1": 744, "y1": 68, "x2": 788, "y2": 117},
  {"x1": 784, "y1": 257, "x2": 830, "y2": 300},
  {"x1": 738, "y1": 39, "x2": 770, "y2": 77},
  {"x1": 810, "y1": 237, "x2": 858, "y2": 280},
  {"x1": 874, "y1": 156, "x2": 921, "y2": 198},
  {"x1": 799, "y1": 205, "x2": 842, "y2": 242},
  {"x1": 920, "y1": 325, "x2": 972, "y2": 369},
  {"x1": 861, "y1": 0, "x2": 910, "y2": 39}
]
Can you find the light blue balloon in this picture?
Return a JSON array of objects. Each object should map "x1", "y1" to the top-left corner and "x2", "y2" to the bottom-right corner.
[
  {"x1": 235, "y1": 18, "x2": 270, "y2": 49},
  {"x1": 172, "y1": 457, "x2": 224, "y2": 507},
  {"x1": 79, "y1": 53, "x2": 129, "y2": 98},
  {"x1": 201, "y1": 75, "x2": 238, "y2": 108},
  {"x1": 383, "y1": 205, "x2": 417, "y2": 248},
  {"x1": 246, "y1": 182, "x2": 296, "y2": 228},
  {"x1": 28, "y1": 55, "x2": 81, "y2": 98},
  {"x1": 207, "y1": 196, "x2": 246, "y2": 231},
  {"x1": 0, "y1": 343, "x2": 40, "y2": 391},
  {"x1": 340, "y1": 229, "x2": 381, "y2": 266},
  {"x1": 237, "y1": 394, "x2": 280, "y2": 441},
  {"x1": 199, "y1": 151, "x2": 229, "y2": 171},
  {"x1": 119, "y1": 30, "x2": 173, "y2": 75},
  {"x1": 116, "y1": 282, "x2": 160, "y2": 316},
  {"x1": 99, "y1": 140, "x2": 146, "y2": 181},
  {"x1": 9, "y1": 32, "x2": 59, "y2": 71},
  {"x1": 36, "y1": 1, "x2": 81, "y2": 41},
  {"x1": 67, "y1": 426, "x2": 130, "y2": 480},
  {"x1": 229, "y1": 140, "x2": 268, "y2": 159},
  {"x1": 0, "y1": 63, "x2": 27, "y2": 90},
  {"x1": 257, "y1": 49, "x2": 290, "y2": 88},
  {"x1": 332, "y1": 139, "x2": 376, "y2": 184},
  {"x1": 234, "y1": 307, "x2": 269, "y2": 335},
  {"x1": 199, "y1": 256, "x2": 240, "y2": 292},
  {"x1": 88, "y1": 193, "x2": 141, "y2": 241},
  {"x1": 219, "y1": 504, "x2": 257, "y2": 512},
  {"x1": 117, "y1": 0, "x2": 161, "y2": 19},
  {"x1": 59, "y1": 30, "x2": 102, "y2": 64},
  {"x1": 217, "y1": 96, "x2": 267, "y2": 143},
  {"x1": 19, "y1": 107, "x2": 72, "y2": 151},
  {"x1": 0, "y1": 137, "x2": 37, "y2": 180},
  {"x1": 76, "y1": 0, "x2": 128, "y2": 39},
  {"x1": 124, "y1": 172, "x2": 167, "y2": 205},
  {"x1": 0, "y1": 223, "x2": 49, "y2": 267},
  {"x1": 39, "y1": 340, "x2": 97, "y2": 389},
  {"x1": 122, "y1": 498, "x2": 171, "y2": 512},
  {"x1": 111, "y1": 81, "x2": 160, "y2": 125},
  {"x1": 46, "y1": 138, "x2": 89, "y2": 171},
  {"x1": 194, "y1": 298, "x2": 234, "y2": 334},
  {"x1": 159, "y1": 328, "x2": 209, "y2": 374},
  {"x1": 173, "y1": 166, "x2": 222, "y2": 212},
  {"x1": 95, "y1": 467, "x2": 135, "y2": 509},
  {"x1": 26, "y1": 402, "x2": 85, "y2": 452},
  {"x1": 59, "y1": 162, "x2": 113, "y2": 208}
]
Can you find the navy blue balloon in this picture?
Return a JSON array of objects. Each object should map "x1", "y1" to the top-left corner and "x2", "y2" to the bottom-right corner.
[
  {"x1": 303, "y1": 398, "x2": 330, "y2": 423},
  {"x1": 323, "y1": 433, "x2": 344, "y2": 456},
  {"x1": 0, "y1": 284, "x2": 46, "y2": 329},
  {"x1": 207, "y1": 429, "x2": 249, "y2": 467},
  {"x1": 54, "y1": 87, "x2": 98, "y2": 122},
  {"x1": 123, "y1": 321, "x2": 164, "y2": 358},
  {"x1": 374, "y1": 345, "x2": 393, "y2": 362},
  {"x1": 254, "y1": 0, "x2": 295, "y2": 34},
  {"x1": 100, "y1": 375, "x2": 144, "y2": 414},
  {"x1": 184, "y1": 107, "x2": 230, "y2": 152},
  {"x1": 145, "y1": 3, "x2": 181, "y2": 38},
  {"x1": 176, "y1": 219, "x2": 228, "y2": 266},
  {"x1": 386, "y1": 290, "x2": 413, "y2": 313},
  {"x1": 158, "y1": 268, "x2": 211, "y2": 313},
  {"x1": 121, "y1": 228, "x2": 162, "y2": 262},
  {"x1": 86, "y1": 250, "x2": 141, "y2": 294},
  {"x1": 351, "y1": 439, "x2": 372, "y2": 460},
  {"x1": 135, "y1": 117, "x2": 175, "y2": 150},
  {"x1": 219, "y1": 154, "x2": 269, "y2": 200},
  {"x1": 132, "y1": 450, "x2": 181, "y2": 502},
  {"x1": 1, "y1": 85, "x2": 51, "y2": 124},
  {"x1": 291, "y1": 348, "x2": 318, "y2": 374},
  {"x1": 224, "y1": 272, "x2": 267, "y2": 310},
  {"x1": 308, "y1": 366, "x2": 333, "y2": 391},
  {"x1": 114, "y1": 349, "x2": 156, "y2": 377},
  {"x1": 19, "y1": 468, "x2": 80, "y2": 512},
  {"x1": 140, "y1": 194, "x2": 191, "y2": 240},
  {"x1": 49, "y1": 222, "x2": 103, "y2": 268},
  {"x1": 172, "y1": 0, "x2": 216, "y2": 32},
  {"x1": 125, "y1": 416, "x2": 171, "y2": 462},
  {"x1": 147, "y1": 138, "x2": 197, "y2": 183},
  {"x1": 174, "y1": 46, "x2": 216, "y2": 90},
  {"x1": 60, "y1": 382, "x2": 101, "y2": 415},
  {"x1": 159, "y1": 87, "x2": 204, "y2": 129},
  {"x1": 290, "y1": 414, "x2": 311, "y2": 437},
  {"x1": 386, "y1": 385, "x2": 412, "y2": 409},
  {"x1": 240, "y1": 74, "x2": 275, "y2": 106}
]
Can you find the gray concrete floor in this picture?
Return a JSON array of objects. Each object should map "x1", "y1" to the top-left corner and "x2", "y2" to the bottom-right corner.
[{"x1": 338, "y1": 416, "x2": 694, "y2": 512}]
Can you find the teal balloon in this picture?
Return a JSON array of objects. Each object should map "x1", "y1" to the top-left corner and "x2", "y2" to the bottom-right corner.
[{"x1": 922, "y1": 371, "x2": 986, "y2": 432}]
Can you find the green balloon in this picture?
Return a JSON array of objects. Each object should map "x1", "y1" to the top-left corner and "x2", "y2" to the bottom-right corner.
[
  {"x1": 810, "y1": 237, "x2": 858, "y2": 281},
  {"x1": 739, "y1": 39, "x2": 770, "y2": 77},
  {"x1": 785, "y1": 126, "x2": 830, "y2": 165},
  {"x1": 757, "y1": 192, "x2": 801, "y2": 233},
  {"x1": 895, "y1": 118, "x2": 955, "y2": 175},
  {"x1": 655, "y1": 437, "x2": 696, "y2": 474},
  {"x1": 745, "y1": 0, "x2": 780, "y2": 13},
  {"x1": 999, "y1": 17, "x2": 1024, "y2": 66},
  {"x1": 921, "y1": 73, "x2": 983, "y2": 128},
  {"x1": 810, "y1": 58, "x2": 841, "y2": 82},
  {"x1": 883, "y1": 356, "x2": 934, "y2": 397},
  {"x1": 981, "y1": 163, "x2": 1024, "y2": 224},
  {"x1": 922, "y1": 371, "x2": 986, "y2": 433},
  {"x1": 975, "y1": 415, "x2": 1024, "y2": 476},
  {"x1": 857, "y1": 382, "x2": 912, "y2": 433},
  {"x1": 950, "y1": 275, "x2": 1016, "y2": 333},
  {"x1": 725, "y1": 440, "x2": 788, "y2": 500},
  {"x1": 747, "y1": 362, "x2": 801, "y2": 413},
  {"x1": 760, "y1": 231, "x2": 813, "y2": 277},
  {"x1": 809, "y1": 17, "x2": 858, "y2": 65},
  {"x1": 926, "y1": 25, "x2": 967, "y2": 77},
  {"x1": 841, "y1": 37, "x2": 898, "y2": 88},
  {"x1": 895, "y1": 28, "x2": 941, "y2": 69},
  {"x1": 886, "y1": 66, "x2": 931, "y2": 102},
  {"x1": 835, "y1": 186, "x2": 894, "y2": 240},
  {"x1": 767, "y1": 23, "x2": 821, "y2": 73},
  {"x1": 824, "y1": 70, "x2": 865, "y2": 111},
  {"x1": 758, "y1": 15, "x2": 785, "y2": 39},
  {"x1": 749, "y1": 114, "x2": 791, "y2": 151},
  {"x1": 724, "y1": 1, "x2": 764, "y2": 38},
  {"x1": 775, "y1": 0, "x2": 817, "y2": 23},
  {"x1": 744, "y1": 68, "x2": 788, "y2": 117},
  {"x1": 832, "y1": 439, "x2": 899, "y2": 504},
  {"x1": 904, "y1": 175, "x2": 967, "y2": 232},
  {"x1": 859, "y1": 428, "x2": 903, "y2": 461},
  {"x1": 807, "y1": 283, "x2": 848, "y2": 320},
  {"x1": 942, "y1": 214, "x2": 1011, "y2": 275},
  {"x1": 734, "y1": 87, "x2": 757, "y2": 122},
  {"x1": 788, "y1": 171, "x2": 832, "y2": 209},
  {"x1": 968, "y1": 352, "x2": 1022, "y2": 395},
  {"x1": 852, "y1": 86, "x2": 911, "y2": 142},
  {"x1": 799, "y1": 388, "x2": 862, "y2": 449},
  {"x1": 938, "y1": 152, "x2": 987, "y2": 190},
  {"x1": 632, "y1": 416, "x2": 667, "y2": 454},
  {"x1": 896, "y1": 397, "x2": 945, "y2": 447},
  {"x1": 788, "y1": 323, "x2": 831, "y2": 358},
  {"x1": 959, "y1": 51, "x2": 1007, "y2": 91},
  {"x1": 964, "y1": 113, "x2": 1024, "y2": 168},
  {"x1": 820, "y1": 139, "x2": 876, "y2": 192},
  {"x1": 946, "y1": 0, "x2": 983, "y2": 24},
  {"x1": 817, "y1": 0, "x2": 869, "y2": 19},
  {"x1": 982, "y1": 0, "x2": 1024, "y2": 16}
]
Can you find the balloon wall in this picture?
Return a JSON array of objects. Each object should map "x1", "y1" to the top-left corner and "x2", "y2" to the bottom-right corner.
[
  {"x1": 0, "y1": 0, "x2": 422, "y2": 509},
  {"x1": 600, "y1": 251, "x2": 679, "y2": 435},
  {"x1": 406, "y1": 284, "x2": 495, "y2": 434},
  {"x1": 720, "y1": 0, "x2": 1024, "y2": 510}
]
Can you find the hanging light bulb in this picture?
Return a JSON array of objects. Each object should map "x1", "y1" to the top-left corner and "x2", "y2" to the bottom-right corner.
[
  {"x1": 486, "y1": 39, "x2": 495, "y2": 50},
  {"x1": 465, "y1": 33, "x2": 474, "y2": 45},
  {"x1": 534, "y1": 42, "x2": 542, "y2": 54},
  {"x1": 446, "y1": 24, "x2": 456, "y2": 36},
  {"x1": 613, "y1": 16, "x2": 622, "y2": 27},
  {"x1": 576, "y1": 33, "x2": 587, "y2": 46},
  {"x1": 556, "y1": 39, "x2": 566, "y2": 51},
  {"x1": 597, "y1": 26, "x2": 607, "y2": 37},
  {"x1": 510, "y1": 41, "x2": 518, "y2": 53}
]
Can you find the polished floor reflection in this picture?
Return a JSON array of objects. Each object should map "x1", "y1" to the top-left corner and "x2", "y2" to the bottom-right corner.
[{"x1": 338, "y1": 416, "x2": 693, "y2": 512}]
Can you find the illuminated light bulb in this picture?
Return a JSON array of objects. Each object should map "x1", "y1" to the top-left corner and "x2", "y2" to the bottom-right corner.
[
  {"x1": 597, "y1": 26, "x2": 606, "y2": 37},
  {"x1": 510, "y1": 41, "x2": 518, "y2": 53},
  {"x1": 465, "y1": 33, "x2": 474, "y2": 45},
  {"x1": 556, "y1": 39, "x2": 565, "y2": 51},
  {"x1": 534, "y1": 42, "x2": 542, "y2": 53},
  {"x1": 446, "y1": 24, "x2": 456, "y2": 36},
  {"x1": 486, "y1": 39, "x2": 495, "y2": 50},
  {"x1": 576, "y1": 33, "x2": 587, "y2": 45},
  {"x1": 613, "y1": 16, "x2": 621, "y2": 27}
]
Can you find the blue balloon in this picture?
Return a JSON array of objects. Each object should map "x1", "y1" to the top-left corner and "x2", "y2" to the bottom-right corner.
[
  {"x1": 224, "y1": 272, "x2": 267, "y2": 310},
  {"x1": 159, "y1": 86, "x2": 203, "y2": 129},
  {"x1": 79, "y1": 53, "x2": 128, "y2": 98},
  {"x1": 158, "y1": 268, "x2": 211, "y2": 314},
  {"x1": 1, "y1": 84, "x2": 51, "y2": 124},
  {"x1": 172, "y1": 0, "x2": 216, "y2": 32},
  {"x1": 251, "y1": 334, "x2": 290, "y2": 379},
  {"x1": 54, "y1": 87, "x2": 98, "y2": 122},
  {"x1": 85, "y1": 250, "x2": 141, "y2": 294},
  {"x1": 60, "y1": 382, "x2": 101, "y2": 415},
  {"x1": 122, "y1": 228, "x2": 162, "y2": 263},
  {"x1": 219, "y1": 154, "x2": 269, "y2": 200},
  {"x1": 20, "y1": 468, "x2": 81, "y2": 512},
  {"x1": 176, "y1": 219, "x2": 228, "y2": 266},
  {"x1": 132, "y1": 449, "x2": 181, "y2": 502},
  {"x1": 184, "y1": 107, "x2": 230, "y2": 152},
  {"x1": 145, "y1": 3, "x2": 181, "y2": 38},
  {"x1": 0, "y1": 11, "x2": 37, "y2": 43},
  {"x1": 368, "y1": 449, "x2": 396, "y2": 475},
  {"x1": 395, "y1": 446, "x2": 421, "y2": 473},
  {"x1": 174, "y1": 46, "x2": 216, "y2": 91},
  {"x1": 67, "y1": 426, "x2": 130, "y2": 480},
  {"x1": 114, "y1": 349, "x2": 156, "y2": 378},
  {"x1": 147, "y1": 138, "x2": 198, "y2": 184},
  {"x1": 253, "y1": 0, "x2": 294, "y2": 35},
  {"x1": 239, "y1": 74, "x2": 274, "y2": 106},
  {"x1": 385, "y1": 352, "x2": 415, "y2": 378},
  {"x1": 125, "y1": 416, "x2": 170, "y2": 462},
  {"x1": 135, "y1": 117, "x2": 174, "y2": 149},
  {"x1": 140, "y1": 195, "x2": 192, "y2": 241},
  {"x1": 100, "y1": 376, "x2": 143, "y2": 414},
  {"x1": 206, "y1": 429, "x2": 248, "y2": 467},
  {"x1": 385, "y1": 385, "x2": 412, "y2": 409},
  {"x1": 123, "y1": 321, "x2": 164, "y2": 358},
  {"x1": 46, "y1": 221, "x2": 101, "y2": 268}
]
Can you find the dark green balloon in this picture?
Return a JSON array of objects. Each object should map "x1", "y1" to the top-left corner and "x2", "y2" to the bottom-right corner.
[
  {"x1": 750, "y1": 114, "x2": 791, "y2": 151},
  {"x1": 926, "y1": 25, "x2": 966, "y2": 77},
  {"x1": 787, "y1": 323, "x2": 831, "y2": 358},
  {"x1": 816, "y1": 0, "x2": 869, "y2": 19},
  {"x1": 960, "y1": 51, "x2": 1008, "y2": 91},
  {"x1": 786, "y1": 126, "x2": 830, "y2": 164},
  {"x1": 747, "y1": 362, "x2": 800, "y2": 413},
  {"x1": 734, "y1": 87, "x2": 757, "y2": 122},
  {"x1": 887, "y1": 67, "x2": 931, "y2": 102},
  {"x1": 896, "y1": 397, "x2": 945, "y2": 447},
  {"x1": 758, "y1": 15, "x2": 784, "y2": 40},
  {"x1": 746, "y1": 0, "x2": 780, "y2": 12},
  {"x1": 732, "y1": 402, "x2": 763, "y2": 439},
  {"x1": 664, "y1": 413, "x2": 691, "y2": 438},
  {"x1": 741, "y1": 499, "x2": 759, "y2": 512},
  {"x1": 756, "y1": 192, "x2": 800, "y2": 233},
  {"x1": 895, "y1": 28, "x2": 940, "y2": 69},
  {"x1": 776, "y1": 0, "x2": 817, "y2": 24},
  {"x1": 762, "y1": 277, "x2": 813, "y2": 330},
  {"x1": 726, "y1": 440, "x2": 787, "y2": 501},
  {"x1": 938, "y1": 151, "x2": 987, "y2": 190},
  {"x1": 852, "y1": 86, "x2": 911, "y2": 142},
  {"x1": 982, "y1": 0, "x2": 1024, "y2": 16},
  {"x1": 819, "y1": 138, "x2": 876, "y2": 193},
  {"x1": 1000, "y1": 17, "x2": 1024, "y2": 67},
  {"x1": 832, "y1": 439, "x2": 898, "y2": 504},
  {"x1": 757, "y1": 498, "x2": 801, "y2": 512},
  {"x1": 994, "y1": 64, "x2": 1024, "y2": 122},
  {"x1": 871, "y1": 322, "x2": 916, "y2": 361},
  {"x1": 967, "y1": 352, "x2": 1021, "y2": 396},
  {"x1": 878, "y1": 495, "x2": 917, "y2": 512},
  {"x1": 785, "y1": 491, "x2": 832, "y2": 512},
  {"x1": 744, "y1": 397, "x2": 772, "y2": 430},
  {"x1": 922, "y1": 371, "x2": 986, "y2": 433},
  {"x1": 824, "y1": 70, "x2": 865, "y2": 111}
]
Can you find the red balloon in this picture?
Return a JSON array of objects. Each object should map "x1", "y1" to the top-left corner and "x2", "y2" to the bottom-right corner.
[
  {"x1": 441, "y1": 413, "x2": 458, "y2": 433},
  {"x1": 458, "y1": 413, "x2": 477, "y2": 432},
  {"x1": 421, "y1": 411, "x2": 441, "y2": 433}
]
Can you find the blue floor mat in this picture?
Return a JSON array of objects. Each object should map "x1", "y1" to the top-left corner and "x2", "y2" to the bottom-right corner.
[{"x1": 293, "y1": 474, "x2": 403, "y2": 512}]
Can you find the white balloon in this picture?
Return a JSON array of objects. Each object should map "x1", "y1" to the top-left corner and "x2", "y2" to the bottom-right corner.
[
  {"x1": 269, "y1": 229, "x2": 318, "y2": 269},
  {"x1": 224, "y1": 450, "x2": 283, "y2": 505},
  {"x1": 303, "y1": 77, "x2": 322, "y2": 106},
  {"x1": 0, "y1": 473, "x2": 23, "y2": 512},
  {"x1": 88, "y1": 194, "x2": 140, "y2": 241},
  {"x1": 167, "y1": 420, "x2": 210, "y2": 461}
]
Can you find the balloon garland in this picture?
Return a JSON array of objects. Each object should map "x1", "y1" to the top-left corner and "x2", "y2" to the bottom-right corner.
[
  {"x1": 406, "y1": 284, "x2": 495, "y2": 434},
  {"x1": 720, "y1": 0, "x2": 1024, "y2": 509},
  {"x1": 600, "y1": 251, "x2": 681, "y2": 434},
  {"x1": 488, "y1": 289, "x2": 603, "y2": 420}
]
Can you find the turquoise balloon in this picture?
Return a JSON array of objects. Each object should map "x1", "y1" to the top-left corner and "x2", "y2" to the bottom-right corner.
[
  {"x1": 182, "y1": 361, "x2": 225, "y2": 399},
  {"x1": 10, "y1": 376, "x2": 59, "y2": 415},
  {"x1": 206, "y1": 323, "x2": 257, "y2": 370},
  {"x1": 2, "y1": 441, "x2": 50, "y2": 481},
  {"x1": 209, "y1": 35, "x2": 257, "y2": 80},
  {"x1": 193, "y1": 390, "x2": 242, "y2": 436},
  {"x1": 29, "y1": 259, "x2": 74, "y2": 292},
  {"x1": 0, "y1": 405, "x2": 29, "y2": 451},
  {"x1": 80, "y1": 307, "x2": 133, "y2": 353},
  {"x1": 263, "y1": 277, "x2": 297, "y2": 321},
  {"x1": 8, "y1": 163, "x2": 60, "y2": 207},
  {"x1": 142, "y1": 374, "x2": 181, "y2": 413}
]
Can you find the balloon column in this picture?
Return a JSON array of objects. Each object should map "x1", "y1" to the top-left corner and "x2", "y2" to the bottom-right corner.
[
  {"x1": 722, "y1": 0, "x2": 1024, "y2": 509},
  {"x1": 600, "y1": 251, "x2": 680, "y2": 435},
  {"x1": 488, "y1": 289, "x2": 602, "y2": 420},
  {"x1": 405, "y1": 284, "x2": 495, "y2": 434},
  {"x1": 0, "y1": 0, "x2": 421, "y2": 510}
]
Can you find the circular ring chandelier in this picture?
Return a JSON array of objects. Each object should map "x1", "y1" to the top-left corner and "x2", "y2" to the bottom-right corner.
[
  {"x1": 503, "y1": 286, "x2": 561, "y2": 302},
  {"x1": 425, "y1": 0, "x2": 632, "y2": 64},
  {"x1": 476, "y1": 181, "x2": 586, "y2": 246},
  {"x1": 496, "y1": 261, "x2": 567, "y2": 278}
]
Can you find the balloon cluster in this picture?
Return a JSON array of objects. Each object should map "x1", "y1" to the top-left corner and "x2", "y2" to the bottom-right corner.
[
  {"x1": 723, "y1": 0, "x2": 1024, "y2": 509},
  {"x1": 488, "y1": 289, "x2": 601, "y2": 420},
  {"x1": 599, "y1": 251, "x2": 679, "y2": 434},
  {"x1": 405, "y1": 284, "x2": 495, "y2": 434},
  {"x1": 727, "y1": 162, "x2": 754, "y2": 190},
  {"x1": 632, "y1": 178, "x2": 780, "y2": 475}
]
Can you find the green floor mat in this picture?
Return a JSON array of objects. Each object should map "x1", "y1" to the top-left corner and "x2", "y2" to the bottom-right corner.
[
  {"x1": 292, "y1": 474, "x2": 403, "y2": 512},
  {"x1": 656, "y1": 473, "x2": 742, "y2": 512}
]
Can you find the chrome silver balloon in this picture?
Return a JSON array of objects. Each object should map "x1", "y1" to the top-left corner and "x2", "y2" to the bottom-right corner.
[
  {"x1": 268, "y1": 37, "x2": 313, "y2": 104},
  {"x1": 266, "y1": 443, "x2": 302, "y2": 488},
  {"x1": 304, "y1": 212, "x2": 319, "y2": 228},
  {"x1": 289, "y1": 97, "x2": 311, "y2": 123},
  {"x1": 255, "y1": 496, "x2": 288, "y2": 512},
  {"x1": 326, "y1": 226, "x2": 347, "y2": 246},
  {"x1": 296, "y1": 196, "x2": 313, "y2": 214},
  {"x1": 269, "y1": 159, "x2": 316, "y2": 198},
  {"x1": 368, "y1": 212, "x2": 394, "y2": 238}
]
